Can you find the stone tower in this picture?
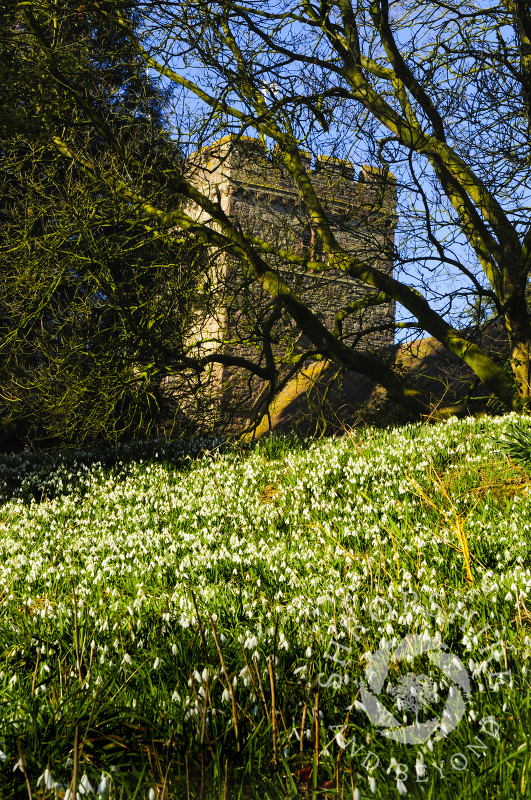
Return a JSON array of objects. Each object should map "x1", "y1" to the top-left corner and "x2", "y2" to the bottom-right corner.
[{"x1": 184, "y1": 135, "x2": 397, "y2": 430}]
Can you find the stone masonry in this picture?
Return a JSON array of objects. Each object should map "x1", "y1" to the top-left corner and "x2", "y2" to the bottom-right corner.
[{"x1": 184, "y1": 135, "x2": 397, "y2": 429}]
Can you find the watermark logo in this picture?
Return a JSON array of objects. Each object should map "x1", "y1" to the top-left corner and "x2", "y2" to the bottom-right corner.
[
  {"x1": 314, "y1": 593, "x2": 509, "y2": 795},
  {"x1": 359, "y1": 633, "x2": 471, "y2": 744}
]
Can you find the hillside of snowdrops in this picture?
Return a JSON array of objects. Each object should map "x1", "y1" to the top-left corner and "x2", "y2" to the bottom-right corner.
[{"x1": 1, "y1": 416, "x2": 531, "y2": 798}]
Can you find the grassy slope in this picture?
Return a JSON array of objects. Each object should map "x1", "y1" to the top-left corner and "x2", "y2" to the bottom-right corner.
[{"x1": 0, "y1": 417, "x2": 531, "y2": 798}]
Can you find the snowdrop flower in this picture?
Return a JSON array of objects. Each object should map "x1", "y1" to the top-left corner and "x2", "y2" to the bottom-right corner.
[
  {"x1": 98, "y1": 772, "x2": 111, "y2": 799},
  {"x1": 37, "y1": 769, "x2": 55, "y2": 790},
  {"x1": 78, "y1": 774, "x2": 94, "y2": 795},
  {"x1": 335, "y1": 731, "x2": 347, "y2": 749}
]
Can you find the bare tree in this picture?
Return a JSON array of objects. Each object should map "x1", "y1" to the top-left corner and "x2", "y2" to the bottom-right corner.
[{"x1": 19, "y1": 0, "x2": 531, "y2": 425}]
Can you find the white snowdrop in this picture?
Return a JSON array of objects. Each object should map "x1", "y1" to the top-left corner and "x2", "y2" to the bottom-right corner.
[
  {"x1": 37, "y1": 769, "x2": 55, "y2": 790},
  {"x1": 98, "y1": 773, "x2": 111, "y2": 798},
  {"x1": 78, "y1": 774, "x2": 94, "y2": 795}
]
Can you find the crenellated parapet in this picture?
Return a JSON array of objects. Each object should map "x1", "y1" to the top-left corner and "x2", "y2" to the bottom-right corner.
[{"x1": 187, "y1": 135, "x2": 396, "y2": 222}]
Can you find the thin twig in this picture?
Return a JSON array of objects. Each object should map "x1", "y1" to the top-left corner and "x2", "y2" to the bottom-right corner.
[
  {"x1": 223, "y1": 758, "x2": 229, "y2": 800},
  {"x1": 71, "y1": 724, "x2": 79, "y2": 800},
  {"x1": 210, "y1": 616, "x2": 240, "y2": 751},
  {"x1": 190, "y1": 673, "x2": 215, "y2": 759},
  {"x1": 72, "y1": 585, "x2": 83, "y2": 684},
  {"x1": 31, "y1": 646, "x2": 41, "y2": 697},
  {"x1": 252, "y1": 658, "x2": 270, "y2": 723},
  {"x1": 268, "y1": 655, "x2": 277, "y2": 767},
  {"x1": 314, "y1": 691, "x2": 319, "y2": 787},
  {"x1": 300, "y1": 703, "x2": 307, "y2": 763},
  {"x1": 190, "y1": 589, "x2": 208, "y2": 659},
  {"x1": 161, "y1": 728, "x2": 176, "y2": 800},
  {"x1": 241, "y1": 646, "x2": 268, "y2": 722},
  {"x1": 17, "y1": 741, "x2": 33, "y2": 800}
]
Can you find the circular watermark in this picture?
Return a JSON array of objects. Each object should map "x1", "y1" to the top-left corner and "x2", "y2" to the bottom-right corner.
[
  {"x1": 313, "y1": 591, "x2": 510, "y2": 795},
  {"x1": 359, "y1": 633, "x2": 471, "y2": 744}
]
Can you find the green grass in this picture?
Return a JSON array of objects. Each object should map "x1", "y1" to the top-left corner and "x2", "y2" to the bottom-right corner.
[{"x1": 1, "y1": 415, "x2": 531, "y2": 798}]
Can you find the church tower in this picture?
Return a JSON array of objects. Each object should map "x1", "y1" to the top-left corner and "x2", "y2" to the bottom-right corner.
[{"x1": 184, "y1": 135, "x2": 397, "y2": 430}]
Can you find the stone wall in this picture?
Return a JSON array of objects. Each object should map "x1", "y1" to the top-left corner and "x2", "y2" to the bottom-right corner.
[{"x1": 185, "y1": 135, "x2": 397, "y2": 428}]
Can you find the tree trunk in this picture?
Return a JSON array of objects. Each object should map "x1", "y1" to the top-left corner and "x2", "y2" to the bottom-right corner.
[{"x1": 505, "y1": 290, "x2": 531, "y2": 406}]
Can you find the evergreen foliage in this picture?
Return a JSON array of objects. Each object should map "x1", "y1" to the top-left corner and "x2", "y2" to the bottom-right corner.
[{"x1": 0, "y1": 0, "x2": 203, "y2": 447}]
